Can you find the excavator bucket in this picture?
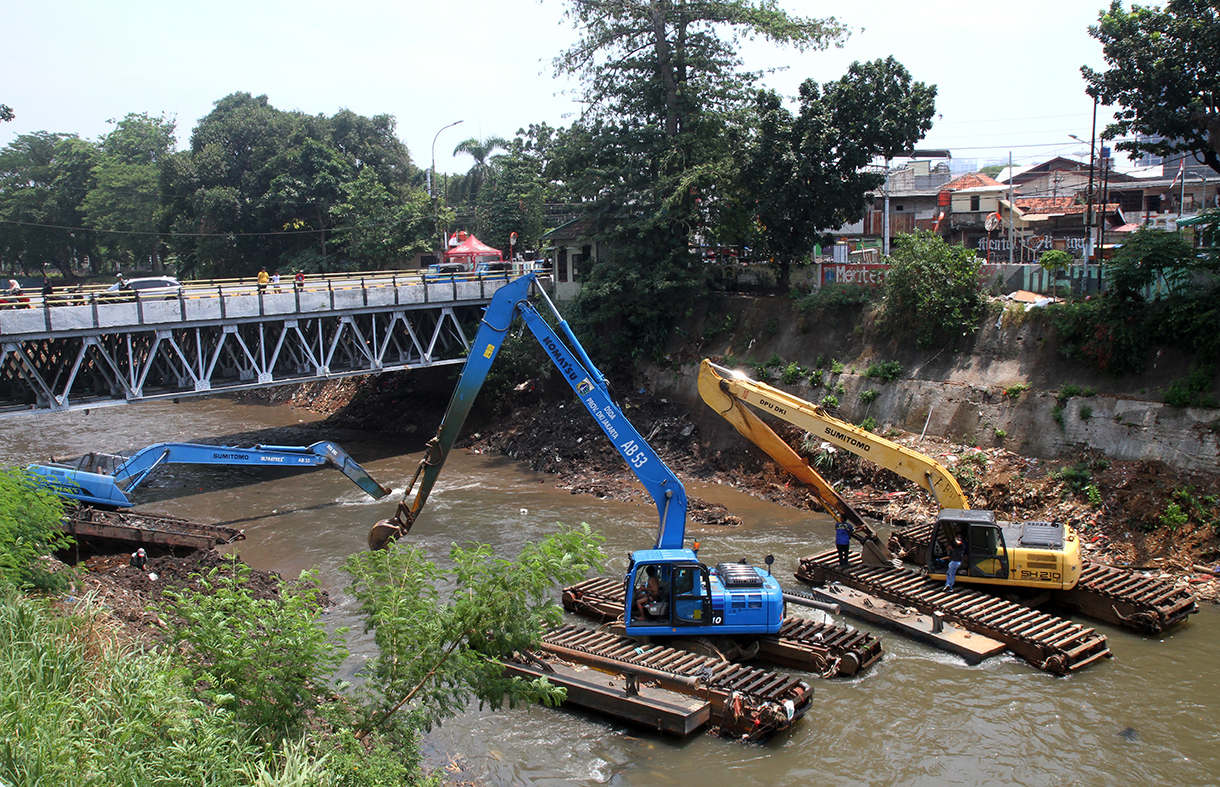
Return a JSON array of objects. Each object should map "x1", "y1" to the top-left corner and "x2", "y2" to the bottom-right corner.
[
  {"x1": 861, "y1": 538, "x2": 893, "y2": 566},
  {"x1": 368, "y1": 519, "x2": 403, "y2": 551}
]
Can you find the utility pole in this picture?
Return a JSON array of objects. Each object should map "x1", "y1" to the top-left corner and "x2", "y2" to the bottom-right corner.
[
  {"x1": 882, "y1": 159, "x2": 891, "y2": 257},
  {"x1": 1008, "y1": 152, "x2": 1014, "y2": 265}
]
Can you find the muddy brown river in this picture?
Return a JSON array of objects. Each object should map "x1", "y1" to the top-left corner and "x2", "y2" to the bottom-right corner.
[{"x1": 4, "y1": 397, "x2": 1217, "y2": 786}]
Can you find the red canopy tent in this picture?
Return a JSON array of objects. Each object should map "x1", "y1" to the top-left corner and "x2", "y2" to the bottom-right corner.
[{"x1": 444, "y1": 234, "x2": 504, "y2": 269}]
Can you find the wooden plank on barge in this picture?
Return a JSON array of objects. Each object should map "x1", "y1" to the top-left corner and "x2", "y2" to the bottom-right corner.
[
  {"x1": 811, "y1": 583, "x2": 1007, "y2": 664},
  {"x1": 503, "y1": 661, "x2": 711, "y2": 737}
]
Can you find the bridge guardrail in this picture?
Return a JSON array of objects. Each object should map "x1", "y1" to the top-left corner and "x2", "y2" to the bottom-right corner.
[{"x1": 0, "y1": 267, "x2": 549, "y2": 336}]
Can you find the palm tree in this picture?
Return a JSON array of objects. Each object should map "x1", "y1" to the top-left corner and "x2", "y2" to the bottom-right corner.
[{"x1": 452, "y1": 136, "x2": 508, "y2": 205}]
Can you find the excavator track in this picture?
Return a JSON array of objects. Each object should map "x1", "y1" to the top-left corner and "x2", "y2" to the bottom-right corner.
[
  {"x1": 562, "y1": 576, "x2": 883, "y2": 677},
  {"x1": 889, "y1": 523, "x2": 1198, "y2": 634},
  {"x1": 796, "y1": 550, "x2": 1112, "y2": 675},
  {"x1": 526, "y1": 623, "x2": 814, "y2": 739}
]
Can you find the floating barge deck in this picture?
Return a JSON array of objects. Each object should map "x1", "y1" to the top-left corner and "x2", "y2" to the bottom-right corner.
[
  {"x1": 562, "y1": 575, "x2": 883, "y2": 677},
  {"x1": 515, "y1": 623, "x2": 814, "y2": 740},
  {"x1": 61, "y1": 506, "x2": 246, "y2": 554},
  {"x1": 797, "y1": 550, "x2": 1112, "y2": 675},
  {"x1": 888, "y1": 522, "x2": 1198, "y2": 634}
]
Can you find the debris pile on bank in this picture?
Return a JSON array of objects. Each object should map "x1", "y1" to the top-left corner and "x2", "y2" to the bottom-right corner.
[{"x1": 67, "y1": 550, "x2": 316, "y2": 646}]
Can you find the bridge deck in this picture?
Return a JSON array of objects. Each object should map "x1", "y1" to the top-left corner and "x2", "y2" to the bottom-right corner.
[{"x1": 0, "y1": 271, "x2": 542, "y2": 415}]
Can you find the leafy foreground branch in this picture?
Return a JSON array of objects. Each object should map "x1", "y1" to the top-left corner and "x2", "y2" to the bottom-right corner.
[{"x1": 0, "y1": 525, "x2": 604, "y2": 786}]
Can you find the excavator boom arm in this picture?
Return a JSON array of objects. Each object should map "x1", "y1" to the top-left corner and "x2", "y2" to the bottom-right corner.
[
  {"x1": 698, "y1": 360, "x2": 890, "y2": 559},
  {"x1": 699, "y1": 360, "x2": 969, "y2": 510},
  {"x1": 28, "y1": 441, "x2": 389, "y2": 509},
  {"x1": 375, "y1": 273, "x2": 687, "y2": 549}
]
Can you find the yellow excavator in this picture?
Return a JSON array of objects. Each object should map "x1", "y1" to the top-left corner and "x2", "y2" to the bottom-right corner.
[{"x1": 698, "y1": 358, "x2": 1084, "y2": 592}]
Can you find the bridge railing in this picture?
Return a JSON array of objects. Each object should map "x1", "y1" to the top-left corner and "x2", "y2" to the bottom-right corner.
[{"x1": 0, "y1": 266, "x2": 547, "y2": 337}]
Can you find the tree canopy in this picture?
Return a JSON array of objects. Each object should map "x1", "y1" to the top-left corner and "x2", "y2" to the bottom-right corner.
[
  {"x1": 747, "y1": 57, "x2": 937, "y2": 289},
  {"x1": 1083, "y1": 0, "x2": 1220, "y2": 172},
  {"x1": 552, "y1": 0, "x2": 851, "y2": 360},
  {"x1": 0, "y1": 132, "x2": 98, "y2": 278},
  {"x1": 83, "y1": 113, "x2": 177, "y2": 271},
  {"x1": 163, "y1": 93, "x2": 428, "y2": 277}
]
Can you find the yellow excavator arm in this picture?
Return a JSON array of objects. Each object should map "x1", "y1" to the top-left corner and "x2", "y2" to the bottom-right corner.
[
  {"x1": 698, "y1": 359, "x2": 969, "y2": 510},
  {"x1": 697, "y1": 359, "x2": 894, "y2": 564}
]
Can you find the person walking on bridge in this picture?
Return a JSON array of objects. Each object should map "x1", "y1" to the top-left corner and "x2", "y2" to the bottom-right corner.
[{"x1": 257, "y1": 267, "x2": 270, "y2": 293}]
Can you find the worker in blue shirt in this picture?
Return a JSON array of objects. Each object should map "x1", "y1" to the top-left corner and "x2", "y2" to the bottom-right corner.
[{"x1": 835, "y1": 521, "x2": 853, "y2": 568}]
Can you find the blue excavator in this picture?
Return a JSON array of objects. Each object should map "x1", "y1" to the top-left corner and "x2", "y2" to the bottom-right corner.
[
  {"x1": 369, "y1": 272, "x2": 786, "y2": 640},
  {"x1": 29, "y1": 441, "x2": 391, "y2": 508}
]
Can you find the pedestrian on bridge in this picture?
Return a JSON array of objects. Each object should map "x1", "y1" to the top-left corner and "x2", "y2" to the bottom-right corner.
[
  {"x1": 257, "y1": 267, "x2": 269, "y2": 293},
  {"x1": 294, "y1": 270, "x2": 305, "y2": 291}
]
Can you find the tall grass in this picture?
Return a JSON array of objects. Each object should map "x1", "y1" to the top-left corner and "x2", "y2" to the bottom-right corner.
[{"x1": 0, "y1": 589, "x2": 308, "y2": 787}]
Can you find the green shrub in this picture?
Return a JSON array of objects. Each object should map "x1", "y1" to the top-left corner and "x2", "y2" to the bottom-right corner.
[
  {"x1": 782, "y1": 362, "x2": 806, "y2": 385},
  {"x1": 1004, "y1": 383, "x2": 1030, "y2": 399},
  {"x1": 1162, "y1": 364, "x2": 1216, "y2": 408},
  {"x1": 1086, "y1": 484, "x2": 1102, "y2": 508},
  {"x1": 0, "y1": 590, "x2": 274, "y2": 786},
  {"x1": 865, "y1": 360, "x2": 904, "y2": 382},
  {"x1": 859, "y1": 389, "x2": 880, "y2": 404},
  {"x1": 1039, "y1": 249, "x2": 1073, "y2": 273},
  {"x1": 764, "y1": 316, "x2": 781, "y2": 337},
  {"x1": 1079, "y1": 405, "x2": 1093, "y2": 421},
  {"x1": 1051, "y1": 461, "x2": 1091, "y2": 491},
  {"x1": 994, "y1": 427, "x2": 1007, "y2": 438},
  {"x1": 858, "y1": 416, "x2": 877, "y2": 432},
  {"x1": 821, "y1": 395, "x2": 840, "y2": 409},
  {"x1": 830, "y1": 359, "x2": 845, "y2": 374},
  {"x1": 765, "y1": 351, "x2": 784, "y2": 369},
  {"x1": 808, "y1": 371, "x2": 824, "y2": 388},
  {"x1": 0, "y1": 468, "x2": 70, "y2": 591},
  {"x1": 162, "y1": 561, "x2": 348, "y2": 744},
  {"x1": 794, "y1": 283, "x2": 877, "y2": 314},
  {"x1": 1160, "y1": 502, "x2": 1189, "y2": 531},
  {"x1": 881, "y1": 230, "x2": 985, "y2": 347}
]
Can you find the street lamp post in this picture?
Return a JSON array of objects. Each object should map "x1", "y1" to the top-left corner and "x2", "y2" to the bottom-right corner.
[{"x1": 430, "y1": 120, "x2": 464, "y2": 257}]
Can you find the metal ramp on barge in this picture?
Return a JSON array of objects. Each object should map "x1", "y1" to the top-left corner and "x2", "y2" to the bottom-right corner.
[{"x1": 797, "y1": 550, "x2": 1112, "y2": 675}]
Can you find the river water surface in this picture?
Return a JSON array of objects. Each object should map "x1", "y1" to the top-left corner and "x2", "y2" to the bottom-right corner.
[{"x1": 4, "y1": 397, "x2": 1218, "y2": 786}]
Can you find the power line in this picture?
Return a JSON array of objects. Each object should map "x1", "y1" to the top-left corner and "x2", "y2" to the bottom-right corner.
[{"x1": 0, "y1": 217, "x2": 406, "y2": 238}]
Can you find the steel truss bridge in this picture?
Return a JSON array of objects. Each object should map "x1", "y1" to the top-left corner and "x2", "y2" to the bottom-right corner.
[{"x1": 0, "y1": 273, "x2": 531, "y2": 416}]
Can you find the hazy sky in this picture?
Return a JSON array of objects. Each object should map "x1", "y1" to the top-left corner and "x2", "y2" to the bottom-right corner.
[{"x1": 3, "y1": 0, "x2": 1122, "y2": 174}]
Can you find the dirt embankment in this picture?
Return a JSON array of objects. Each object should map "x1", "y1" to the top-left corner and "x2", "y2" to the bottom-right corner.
[{"x1": 63, "y1": 550, "x2": 316, "y2": 648}]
